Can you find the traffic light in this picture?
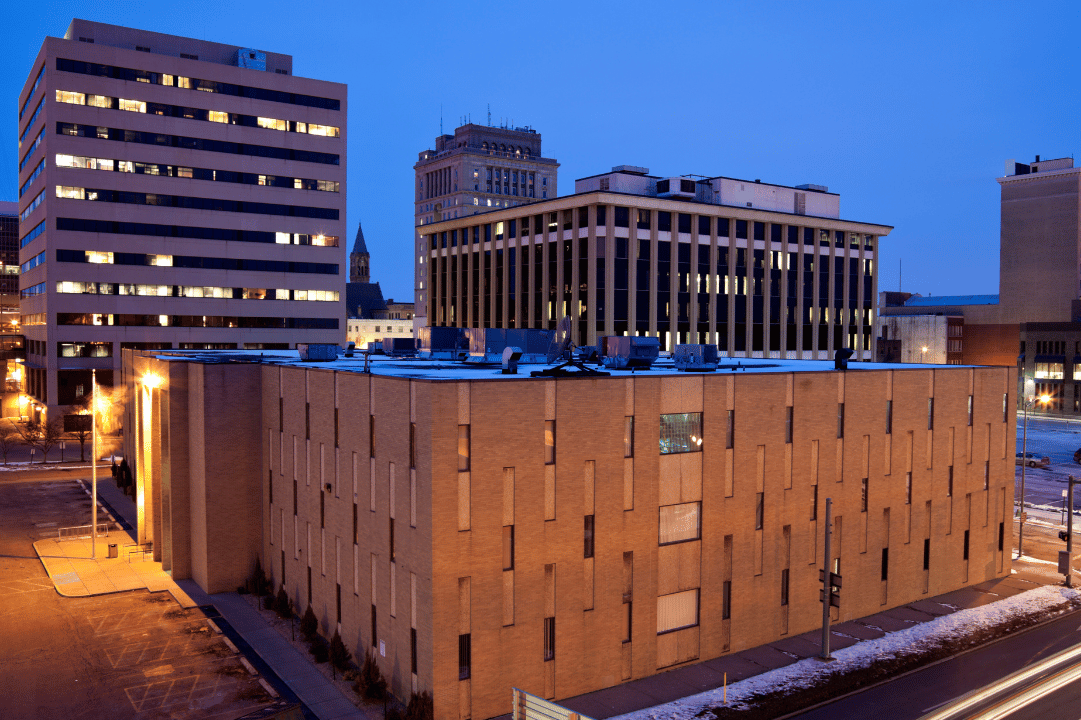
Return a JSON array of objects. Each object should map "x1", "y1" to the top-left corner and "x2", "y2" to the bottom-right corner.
[
  {"x1": 819, "y1": 568, "x2": 841, "y2": 607},
  {"x1": 1060, "y1": 529, "x2": 1071, "y2": 542}
]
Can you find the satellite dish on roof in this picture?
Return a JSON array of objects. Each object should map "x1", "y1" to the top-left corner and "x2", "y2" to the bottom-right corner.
[{"x1": 546, "y1": 316, "x2": 573, "y2": 364}]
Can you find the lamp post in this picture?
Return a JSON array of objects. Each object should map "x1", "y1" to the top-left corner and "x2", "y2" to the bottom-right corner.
[
  {"x1": 91, "y1": 369, "x2": 97, "y2": 559},
  {"x1": 1018, "y1": 392, "x2": 1052, "y2": 558}
]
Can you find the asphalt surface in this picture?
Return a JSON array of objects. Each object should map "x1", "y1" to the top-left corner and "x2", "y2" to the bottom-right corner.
[{"x1": 0, "y1": 475, "x2": 276, "y2": 719}]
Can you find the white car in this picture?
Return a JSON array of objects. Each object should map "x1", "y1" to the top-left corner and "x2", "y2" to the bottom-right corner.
[{"x1": 1016, "y1": 452, "x2": 1050, "y2": 468}]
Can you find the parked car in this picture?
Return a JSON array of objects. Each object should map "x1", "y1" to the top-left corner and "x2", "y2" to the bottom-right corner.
[
  {"x1": 1016, "y1": 452, "x2": 1050, "y2": 468},
  {"x1": 1074, "y1": 448, "x2": 1081, "y2": 464}
]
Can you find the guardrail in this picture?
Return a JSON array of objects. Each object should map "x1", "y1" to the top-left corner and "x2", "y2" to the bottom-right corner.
[
  {"x1": 57, "y1": 523, "x2": 110, "y2": 540},
  {"x1": 125, "y1": 541, "x2": 152, "y2": 562},
  {"x1": 512, "y1": 688, "x2": 593, "y2": 720}
]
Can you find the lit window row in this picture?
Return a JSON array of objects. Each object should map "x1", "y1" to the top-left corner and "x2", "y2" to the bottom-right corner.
[
  {"x1": 55, "y1": 90, "x2": 340, "y2": 137},
  {"x1": 55, "y1": 281, "x2": 338, "y2": 302},
  {"x1": 55, "y1": 185, "x2": 339, "y2": 222},
  {"x1": 55, "y1": 154, "x2": 339, "y2": 192}
]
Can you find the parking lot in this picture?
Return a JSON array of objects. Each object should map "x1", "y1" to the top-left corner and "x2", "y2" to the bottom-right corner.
[{"x1": 0, "y1": 476, "x2": 274, "y2": 719}]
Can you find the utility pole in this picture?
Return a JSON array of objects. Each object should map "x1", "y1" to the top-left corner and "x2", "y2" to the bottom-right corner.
[
  {"x1": 819, "y1": 498, "x2": 839, "y2": 660},
  {"x1": 1063, "y1": 476, "x2": 1078, "y2": 588}
]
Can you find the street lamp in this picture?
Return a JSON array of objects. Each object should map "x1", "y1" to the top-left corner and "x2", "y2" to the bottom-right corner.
[{"x1": 1018, "y1": 393, "x2": 1053, "y2": 558}]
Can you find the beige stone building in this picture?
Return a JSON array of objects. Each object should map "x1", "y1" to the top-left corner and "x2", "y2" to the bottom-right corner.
[
  {"x1": 123, "y1": 349, "x2": 1014, "y2": 719},
  {"x1": 17, "y1": 20, "x2": 346, "y2": 419},
  {"x1": 423, "y1": 166, "x2": 891, "y2": 358}
]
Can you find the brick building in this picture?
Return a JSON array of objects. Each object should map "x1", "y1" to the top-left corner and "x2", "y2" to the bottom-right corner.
[{"x1": 123, "y1": 349, "x2": 1014, "y2": 719}]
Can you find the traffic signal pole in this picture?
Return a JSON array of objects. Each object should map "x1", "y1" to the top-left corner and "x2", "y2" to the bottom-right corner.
[
  {"x1": 820, "y1": 497, "x2": 832, "y2": 660},
  {"x1": 1067, "y1": 476, "x2": 1076, "y2": 588}
]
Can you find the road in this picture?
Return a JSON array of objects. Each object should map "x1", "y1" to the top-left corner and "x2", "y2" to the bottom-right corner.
[{"x1": 787, "y1": 605, "x2": 1081, "y2": 720}]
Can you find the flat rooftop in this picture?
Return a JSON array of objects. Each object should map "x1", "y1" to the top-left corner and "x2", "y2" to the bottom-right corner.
[{"x1": 140, "y1": 350, "x2": 971, "y2": 382}]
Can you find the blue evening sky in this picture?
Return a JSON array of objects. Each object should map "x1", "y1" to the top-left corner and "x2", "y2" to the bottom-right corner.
[{"x1": 4, "y1": 1, "x2": 1078, "y2": 305}]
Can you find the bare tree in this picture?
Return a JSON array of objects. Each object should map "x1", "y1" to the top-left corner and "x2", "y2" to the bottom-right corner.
[
  {"x1": 19, "y1": 417, "x2": 65, "y2": 464},
  {"x1": 0, "y1": 421, "x2": 20, "y2": 465},
  {"x1": 67, "y1": 395, "x2": 93, "y2": 462}
]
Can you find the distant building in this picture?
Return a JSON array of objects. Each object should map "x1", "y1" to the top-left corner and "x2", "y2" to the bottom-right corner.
[
  {"x1": 17, "y1": 19, "x2": 346, "y2": 420},
  {"x1": 424, "y1": 165, "x2": 892, "y2": 357},
  {"x1": 0, "y1": 203, "x2": 25, "y2": 417},
  {"x1": 349, "y1": 220, "x2": 370, "y2": 284},
  {"x1": 124, "y1": 348, "x2": 1015, "y2": 720},
  {"x1": 414, "y1": 123, "x2": 560, "y2": 332},
  {"x1": 876, "y1": 292, "x2": 999, "y2": 364},
  {"x1": 344, "y1": 221, "x2": 414, "y2": 347}
]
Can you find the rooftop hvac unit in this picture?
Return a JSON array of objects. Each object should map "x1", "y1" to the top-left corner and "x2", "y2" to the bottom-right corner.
[
  {"x1": 601, "y1": 336, "x2": 659, "y2": 370},
  {"x1": 417, "y1": 327, "x2": 467, "y2": 360},
  {"x1": 297, "y1": 343, "x2": 340, "y2": 362},
  {"x1": 384, "y1": 337, "x2": 417, "y2": 357},
  {"x1": 466, "y1": 328, "x2": 550, "y2": 363},
  {"x1": 656, "y1": 177, "x2": 698, "y2": 198},
  {"x1": 674, "y1": 344, "x2": 719, "y2": 372}
]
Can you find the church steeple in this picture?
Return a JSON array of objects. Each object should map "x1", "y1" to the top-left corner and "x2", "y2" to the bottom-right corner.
[{"x1": 350, "y1": 221, "x2": 370, "y2": 283}]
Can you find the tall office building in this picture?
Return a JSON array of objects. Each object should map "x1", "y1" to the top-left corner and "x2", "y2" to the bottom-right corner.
[
  {"x1": 424, "y1": 166, "x2": 891, "y2": 358},
  {"x1": 0, "y1": 203, "x2": 25, "y2": 417},
  {"x1": 16, "y1": 19, "x2": 346, "y2": 419},
  {"x1": 413, "y1": 123, "x2": 559, "y2": 332}
]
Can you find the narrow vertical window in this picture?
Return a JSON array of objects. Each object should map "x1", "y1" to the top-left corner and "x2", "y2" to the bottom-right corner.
[
  {"x1": 320, "y1": 490, "x2": 325, "y2": 528},
  {"x1": 967, "y1": 395, "x2": 973, "y2": 426},
  {"x1": 624, "y1": 416, "x2": 634, "y2": 458},
  {"x1": 984, "y1": 461, "x2": 990, "y2": 490},
  {"x1": 861, "y1": 478, "x2": 868, "y2": 512},
  {"x1": 353, "y1": 503, "x2": 358, "y2": 544},
  {"x1": 722, "y1": 580, "x2": 732, "y2": 620},
  {"x1": 780, "y1": 568, "x2": 789, "y2": 606},
  {"x1": 279, "y1": 396, "x2": 283, "y2": 432},
  {"x1": 369, "y1": 415, "x2": 375, "y2": 458},
  {"x1": 543, "y1": 617, "x2": 555, "y2": 660},
  {"x1": 881, "y1": 547, "x2": 889, "y2": 581},
  {"x1": 906, "y1": 472, "x2": 912, "y2": 504},
  {"x1": 372, "y1": 605, "x2": 378, "y2": 647},
  {"x1": 726, "y1": 410, "x2": 735, "y2": 449},
  {"x1": 269, "y1": 470, "x2": 273, "y2": 505},
  {"x1": 458, "y1": 424, "x2": 470, "y2": 472},
  {"x1": 998, "y1": 522, "x2": 1004, "y2": 551},
  {"x1": 334, "y1": 407, "x2": 339, "y2": 448},
  {"x1": 622, "y1": 602, "x2": 632, "y2": 643},
  {"x1": 837, "y1": 403, "x2": 845, "y2": 439},
  {"x1": 947, "y1": 466, "x2": 954, "y2": 497},
  {"x1": 503, "y1": 525, "x2": 514, "y2": 570},
  {"x1": 336, "y1": 584, "x2": 342, "y2": 623},
  {"x1": 923, "y1": 539, "x2": 930, "y2": 570},
  {"x1": 544, "y1": 420, "x2": 556, "y2": 465},
  {"x1": 928, "y1": 398, "x2": 934, "y2": 431},
  {"x1": 755, "y1": 492, "x2": 764, "y2": 530},
  {"x1": 1003, "y1": 393, "x2": 1008, "y2": 422},
  {"x1": 411, "y1": 627, "x2": 418, "y2": 674},
  {"x1": 458, "y1": 634, "x2": 471, "y2": 679},
  {"x1": 963, "y1": 530, "x2": 970, "y2": 560},
  {"x1": 885, "y1": 400, "x2": 892, "y2": 434},
  {"x1": 389, "y1": 518, "x2": 395, "y2": 562},
  {"x1": 293, "y1": 479, "x2": 298, "y2": 515},
  {"x1": 785, "y1": 406, "x2": 793, "y2": 444},
  {"x1": 409, "y1": 422, "x2": 416, "y2": 469},
  {"x1": 584, "y1": 515, "x2": 595, "y2": 558},
  {"x1": 305, "y1": 402, "x2": 310, "y2": 439}
]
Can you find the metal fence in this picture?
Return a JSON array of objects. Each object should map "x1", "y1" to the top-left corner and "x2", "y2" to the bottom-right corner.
[
  {"x1": 512, "y1": 688, "x2": 593, "y2": 720},
  {"x1": 57, "y1": 523, "x2": 110, "y2": 540}
]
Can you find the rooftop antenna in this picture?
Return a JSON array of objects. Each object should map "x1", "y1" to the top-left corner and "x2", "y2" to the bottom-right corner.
[
  {"x1": 440, "y1": 104, "x2": 443, "y2": 135},
  {"x1": 899, "y1": 258, "x2": 902, "y2": 292},
  {"x1": 488, "y1": 104, "x2": 491, "y2": 126},
  {"x1": 531, "y1": 316, "x2": 609, "y2": 378}
]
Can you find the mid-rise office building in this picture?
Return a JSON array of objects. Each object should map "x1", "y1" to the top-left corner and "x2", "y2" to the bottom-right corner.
[
  {"x1": 414, "y1": 124, "x2": 559, "y2": 333},
  {"x1": 0, "y1": 203, "x2": 25, "y2": 416},
  {"x1": 124, "y1": 348, "x2": 1012, "y2": 719},
  {"x1": 17, "y1": 19, "x2": 346, "y2": 418},
  {"x1": 424, "y1": 166, "x2": 891, "y2": 358}
]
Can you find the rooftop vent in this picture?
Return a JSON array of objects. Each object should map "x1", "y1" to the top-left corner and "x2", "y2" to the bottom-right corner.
[
  {"x1": 795, "y1": 183, "x2": 829, "y2": 193},
  {"x1": 297, "y1": 343, "x2": 340, "y2": 362},
  {"x1": 466, "y1": 328, "x2": 550, "y2": 363},
  {"x1": 384, "y1": 337, "x2": 417, "y2": 357},
  {"x1": 417, "y1": 326, "x2": 467, "y2": 360},
  {"x1": 656, "y1": 178, "x2": 697, "y2": 198},
  {"x1": 674, "y1": 344, "x2": 718, "y2": 372},
  {"x1": 601, "y1": 336, "x2": 659, "y2": 370},
  {"x1": 612, "y1": 165, "x2": 649, "y2": 175}
]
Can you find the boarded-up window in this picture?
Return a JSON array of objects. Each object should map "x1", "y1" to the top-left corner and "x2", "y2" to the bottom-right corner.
[
  {"x1": 657, "y1": 588, "x2": 699, "y2": 633},
  {"x1": 659, "y1": 502, "x2": 700, "y2": 545}
]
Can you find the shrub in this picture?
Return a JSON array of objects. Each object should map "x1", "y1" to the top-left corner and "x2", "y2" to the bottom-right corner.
[
  {"x1": 385, "y1": 707, "x2": 405, "y2": 720},
  {"x1": 330, "y1": 631, "x2": 353, "y2": 672},
  {"x1": 406, "y1": 690, "x2": 434, "y2": 720},
  {"x1": 251, "y1": 557, "x2": 270, "y2": 596},
  {"x1": 274, "y1": 587, "x2": 292, "y2": 619},
  {"x1": 355, "y1": 648, "x2": 387, "y2": 700},
  {"x1": 310, "y1": 635, "x2": 330, "y2": 663},
  {"x1": 300, "y1": 605, "x2": 318, "y2": 640}
]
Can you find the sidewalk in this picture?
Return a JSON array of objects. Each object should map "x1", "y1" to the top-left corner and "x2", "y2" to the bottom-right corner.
[
  {"x1": 545, "y1": 561, "x2": 1060, "y2": 720},
  {"x1": 33, "y1": 473, "x2": 370, "y2": 720}
]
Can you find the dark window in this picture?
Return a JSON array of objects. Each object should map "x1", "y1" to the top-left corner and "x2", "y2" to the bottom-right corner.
[
  {"x1": 334, "y1": 408, "x2": 339, "y2": 448},
  {"x1": 372, "y1": 605, "x2": 378, "y2": 647},
  {"x1": 389, "y1": 518, "x2": 395, "y2": 562},
  {"x1": 780, "y1": 568, "x2": 789, "y2": 606},
  {"x1": 624, "y1": 416, "x2": 634, "y2": 458},
  {"x1": 881, "y1": 547, "x2": 889, "y2": 581},
  {"x1": 755, "y1": 492, "x2": 764, "y2": 530},
  {"x1": 614, "y1": 207, "x2": 629, "y2": 228},
  {"x1": 369, "y1": 415, "x2": 375, "y2": 458},
  {"x1": 811, "y1": 484, "x2": 818, "y2": 521},
  {"x1": 411, "y1": 628, "x2": 418, "y2": 674},
  {"x1": 293, "y1": 480, "x2": 298, "y2": 515},
  {"x1": 543, "y1": 617, "x2": 555, "y2": 661},
  {"x1": 785, "y1": 406, "x2": 793, "y2": 444},
  {"x1": 458, "y1": 425, "x2": 470, "y2": 472},
  {"x1": 726, "y1": 409, "x2": 735, "y2": 449},
  {"x1": 320, "y1": 491, "x2": 325, "y2": 528},
  {"x1": 963, "y1": 530, "x2": 970, "y2": 560},
  {"x1": 269, "y1": 470, "x2": 273, "y2": 505},
  {"x1": 928, "y1": 398, "x2": 934, "y2": 431},
  {"x1": 409, "y1": 423, "x2": 416, "y2": 469},
  {"x1": 584, "y1": 515, "x2": 595, "y2": 558},
  {"x1": 861, "y1": 478, "x2": 868, "y2": 512},
  {"x1": 336, "y1": 584, "x2": 341, "y2": 624},
  {"x1": 948, "y1": 466, "x2": 954, "y2": 497},
  {"x1": 503, "y1": 526, "x2": 514, "y2": 570},
  {"x1": 722, "y1": 580, "x2": 732, "y2": 619},
  {"x1": 837, "y1": 403, "x2": 845, "y2": 439},
  {"x1": 999, "y1": 522, "x2": 1004, "y2": 552},
  {"x1": 544, "y1": 420, "x2": 555, "y2": 465},
  {"x1": 906, "y1": 472, "x2": 913, "y2": 504},
  {"x1": 459, "y1": 633, "x2": 471, "y2": 679},
  {"x1": 885, "y1": 400, "x2": 892, "y2": 434},
  {"x1": 353, "y1": 503, "x2": 358, "y2": 544},
  {"x1": 622, "y1": 602, "x2": 632, "y2": 643},
  {"x1": 923, "y1": 539, "x2": 930, "y2": 570}
]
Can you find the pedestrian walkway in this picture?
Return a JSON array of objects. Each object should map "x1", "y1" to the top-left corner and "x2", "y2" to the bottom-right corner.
[
  {"x1": 543, "y1": 562, "x2": 1061, "y2": 720},
  {"x1": 32, "y1": 476, "x2": 197, "y2": 606},
  {"x1": 32, "y1": 472, "x2": 371, "y2": 720}
]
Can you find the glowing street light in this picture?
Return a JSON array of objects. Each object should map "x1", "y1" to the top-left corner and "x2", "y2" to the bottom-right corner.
[
  {"x1": 142, "y1": 373, "x2": 163, "y2": 389},
  {"x1": 1019, "y1": 393, "x2": 1054, "y2": 558}
]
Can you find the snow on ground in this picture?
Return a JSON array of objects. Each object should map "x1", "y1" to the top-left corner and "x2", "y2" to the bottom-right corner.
[{"x1": 612, "y1": 585, "x2": 1081, "y2": 720}]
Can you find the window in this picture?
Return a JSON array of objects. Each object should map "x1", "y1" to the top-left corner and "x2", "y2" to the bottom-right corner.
[
  {"x1": 503, "y1": 526, "x2": 514, "y2": 570},
  {"x1": 659, "y1": 412, "x2": 703, "y2": 454},
  {"x1": 755, "y1": 492, "x2": 764, "y2": 529},
  {"x1": 785, "y1": 406, "x2": 793, "y2": 444},
  {"x1": 584, "y1": 515, "x2": 595, "y2": 558},
  {"x1": 923, "y1": 539, "x2": 930, "y2": 570},
  {"x1": 968, "y1": 395, "x2": 974, "y2": 426},
  {"x1": 837, "y1": 403, "x2": 845, "y2": 439},
  {"x1": 411, "y1": 628, "x2": 418, "y2": 674},
  {"x1": 458, "y1": 425, "x2": 470, "y2": 472},
  {"x1": 726, "y1": 410, "x2": 735, "y2": 449},
  {"x1": 371, "y1": 605, "x2": 377, "y2": 647},
  {"x1": 543, "y1": 617, "x2": 555, "y2": 660},
  {"x1": 369, "y1": 415, "x2": 375, "y2": 458},
  {"x1": 906, "y1": 472, "x2": 912, "y2": 504},
  {"x1": 928, "y1": 398, "x2": 934, "y2": 431},
  {"x1": 963, "y1": 530, "x2": 970, "y2": 561},
  {"x1": 624, "y1": 416, "x2": 634, "y2": 458},
  {"x1": 389, "y1": 518, "x2": 395, "y2": 562},
  {"x1": 984, "y1": 461, "x2": 990, "y2": 490},
  {"x1": 459, "y1": 634, "x2": 471, "y2": 679},
  {"x1": 881, "y1": 548, "x2": 890, "y2": 581},
  {"x1": 657, "y1": 589, "x2": 699, "y2": 633},
  {"x1": 861, "y1": 478, "x2": 868, "y2": 511},
  {"x1": 659, "y1": 502, "x2": 701, "y2": 545},
  {"x1": 409, "y1": 423, "x2": 416, "y2": 469},
  {"x1": 622, "y1": 602, "x2": 632, "y2": 643},
  {"x1": 947, "y1": 466, "x2": 954, "y2": 497},
  {"x1": 780, "y1": 569, "x2": 789, "y2": 606},
  {"x1": 544, "y1": 420, "x2": 556, "y2": 465},
  {"x1": 999, "y1": 522, "x2": 1005, "y2": 552},
  {"x1": 885, "y1": 400, "x2": 893, "y2": 434},
  {"x1": 811, "y1": 484, "x2": 818, "y2": 520},
  {"x1": 1035, "y1": 362, "x2": 1064, "y2": 380},
  {"x1": 722, "y1": 581, "x2": 731, "y2": 620}
]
